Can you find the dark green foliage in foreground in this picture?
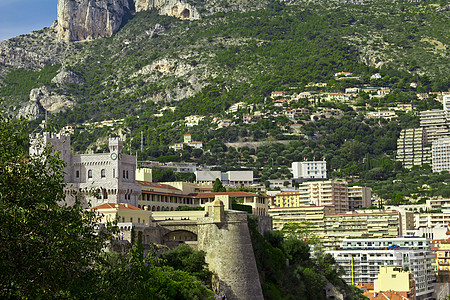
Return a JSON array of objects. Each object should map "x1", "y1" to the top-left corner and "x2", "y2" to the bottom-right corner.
[
  {"x1": 248, "y1": 217, "x2": 365, "y2": 300},
  {"x1": 0, "y1": 113, "x2": 212, "y2": 299},
  {"x1": 95, "y1": 244, "x2": 213, "y2": 300},
  {"x1": 161, "y1": 244, "x2": 212, "y2": 284},
  {"x1": 0, "y1": 114, "x2": 105, "y2": 298}
]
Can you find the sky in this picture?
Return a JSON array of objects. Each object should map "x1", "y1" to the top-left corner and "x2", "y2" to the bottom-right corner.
[{"x1": 0, "y1": 0, "x2": 58, "y2": 41}]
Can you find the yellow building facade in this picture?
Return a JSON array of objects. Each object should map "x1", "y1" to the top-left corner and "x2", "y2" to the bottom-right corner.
[
  {"x1": 374, "y1": 266, "x2": 416, "y2": 300},
  {"x1": 91, "y1": 203, "x2": 153, "y2": 226},
  {"x1": 268, "y1": 206, "x2": 401, "y2": 248}
]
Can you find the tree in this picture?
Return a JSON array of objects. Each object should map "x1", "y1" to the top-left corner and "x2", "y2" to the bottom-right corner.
[
  {"x1": 212, "y1": 178, "x2": 226, "y2": 192},
  {"x1": 0, "y1": 114, "x2": 108, "y2": 298},
  {"x1": 161, "y1": 244, "x2": 212, "y2": 283}
]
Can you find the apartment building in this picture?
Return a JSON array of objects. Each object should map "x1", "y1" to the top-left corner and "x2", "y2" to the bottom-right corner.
[
  {"x1": 387, "y1": 199, "x2": 450, "y2": 230},
  {"x1": 324, "y1": 211, "x2": 401, "y2": 248},
  {"x1": 415, "y1": 212, "x2": 450, "y2": 229},
  {"x1": 274, "y1": 191, "x2": 311, "y2": 207},
  {"x1": 292, "y1": 160, "x2": 327, "y2": 179},
  {"x1": 348, "y1": 186, "x2": 372, "y2": 210},
  {"x1": 268, "y1": 207, "x2": 402, "y2": 248},
  {"x1": 297, "y1": 180, "x2": 349, "y2": 213},
  {"x1": 432, "y1": 137, "x2": 450, "y2": 172},
  {"x1": 268, "y1": 205, "x2": 334, "y2": 231},
  {"x1": 396, "y1": 128, "x2": 432, "y2": 168},
  {"x1": 431, "y1": 239, "x2": 450, "y2": 283},
  {"x1": 420, "y1": 109, "x2": 450, "y2": 143},
  {"x1": 328, "y1": 237, "x2": 435, "y2": 300}
]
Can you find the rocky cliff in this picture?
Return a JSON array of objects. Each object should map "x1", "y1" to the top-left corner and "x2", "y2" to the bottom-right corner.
[
  {"x1": 56, "y1": 0, "x2": 133, "y2": 41},
  {"x1": 18, "y1": 86, "x2": 75, "y2": 120},
  {"x1": 56, "y1": 0, "x2": 201, "y2": 41}
]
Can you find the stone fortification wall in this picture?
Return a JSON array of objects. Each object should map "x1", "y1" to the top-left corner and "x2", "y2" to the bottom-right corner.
[
  {"x1": 256, "y1": 215, "x2": 273, "y2": 235},
  {"x1": 197, "y1": 211, "x2": 263, "y2": 300}
]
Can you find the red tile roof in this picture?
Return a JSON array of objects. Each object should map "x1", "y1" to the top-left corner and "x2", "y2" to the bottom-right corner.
[
  {"x1": 91, "y1": 203, "x2": 142, "y2": 210},
  {"x1": 141, "y1": 190, "x2": 190, "y2": 197},
  {"x1": 363, "y1": 291, "x2": 410, "y2": 300}
]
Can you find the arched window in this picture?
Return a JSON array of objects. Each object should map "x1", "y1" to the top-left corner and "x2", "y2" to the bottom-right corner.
[
  {"x1": 88, "y1": 169, "x2": 93, "y2": 179},
  {"x1": 101, "y1": 169, "x2": 106, "y2": 178}
]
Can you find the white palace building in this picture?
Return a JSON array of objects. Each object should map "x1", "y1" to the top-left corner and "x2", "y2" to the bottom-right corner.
[{"x1": 30, "y1": 132, "x2": 141, "y2": 208}]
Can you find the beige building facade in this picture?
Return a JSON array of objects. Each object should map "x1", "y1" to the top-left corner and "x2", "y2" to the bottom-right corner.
[
  {"x1": 297, "y1": 180, "x2": 349, "y2": 213},
  {"x1": 396, "y1": 128, "x2": 431, "y2": 168},
  {"x1": 268, "y1": 206, "x2": 402, "y2": 248}
]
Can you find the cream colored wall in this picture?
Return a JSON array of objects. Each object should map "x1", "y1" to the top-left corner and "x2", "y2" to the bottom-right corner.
[
  {"x1": 151, "y1": 210, "x2": 206, "y2": 221},
  {"x1": 136, "y1": 168, "x2": 153, "y2": 182},
  {"x1": 376, "y1": 267, "x2": 412, "y2": 293},
  {"x1": 94, "y1": 208, "x2": 153, "y2": 226}
]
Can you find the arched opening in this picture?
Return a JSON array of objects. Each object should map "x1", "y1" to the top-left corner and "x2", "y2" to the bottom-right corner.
[
  {"x1": 171, "y1": 6, "x2": 178, "y2": 16},
  {"x1": 163, "y1": 230, "x2": 197, "y2": 242},
  {"x1": 181, "y1": 9, "x2": 190, "y2": 19}
]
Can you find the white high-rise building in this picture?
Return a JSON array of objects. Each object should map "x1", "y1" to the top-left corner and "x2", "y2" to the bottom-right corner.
[
  {"x1": 443, "y1": 94, "x2": 450, "y2": 117},
  {"x1": 292, "y1": 160, "x2": 327, "y2": 179},
  {"x1": 432, "y1": 137, "x2": 450, "y2": 173},
  {"x1": 420, "y1": 109, "x2": 450, "y2": 143},
  {"x1": 328, "y1": 237, "x2": 435, "y2": 300}
]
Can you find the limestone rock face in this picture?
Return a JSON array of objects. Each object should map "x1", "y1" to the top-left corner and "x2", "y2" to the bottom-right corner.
[
  {"x1": 18, "y1": 87, "x2": 75, "y2": 120},
  {"x1": 56, "y1": 0, "x2": 201, "y2": 41},
  {"x1": 56, "y1": 0, "x2": 132, "y2": 41},
  {"x1": 51, "y1": 70, "x2": 85, "y2": 85},
  {"x1": 30, "y1": 87, "x2": 75, "y2": 114},
  {"x1": 135, "y1": 0, "x2": 200, "y2": 20},
  {"x1": 17, "y1": 102, "x2": 42, "y2": 121}
]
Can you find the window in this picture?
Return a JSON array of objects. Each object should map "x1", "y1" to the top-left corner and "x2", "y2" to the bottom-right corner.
[
  {"x1": 122, "y1": 217, "x2": 125, "y2": 222},
  {"x1": 126, "y1": 170, "x2": 129, "y2": 179},
  {"x1": 88, "y1": 169, "x2": 93, "y2": 179},
  {"x1": 101, "y1": 169, "x2": 106, "y2": 178},
  {"x1": 392, "y1": 275, "x2": 397, "y2": 278},
  {"x1": 76, "y1": 170, "x2": 79, "y2": 178},
  {"x1": 138, "y1": 218, "x2": 140, "y2": 223},
  {"x1": 123, "y1": 170, "x2": 126, "y2": 178},
  {"x1": 130, "y1": 217, "x2": 133, "y2": 223}
]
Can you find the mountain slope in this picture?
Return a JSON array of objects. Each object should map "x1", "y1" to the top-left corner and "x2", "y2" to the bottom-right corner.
[{"x1": 0, "y1": 0, "x2": 448, "y2": 137}]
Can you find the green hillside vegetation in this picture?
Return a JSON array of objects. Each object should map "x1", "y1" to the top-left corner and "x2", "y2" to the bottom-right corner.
[{"x1": 1, "y1": 0, "x2": 449, "y2": 204}]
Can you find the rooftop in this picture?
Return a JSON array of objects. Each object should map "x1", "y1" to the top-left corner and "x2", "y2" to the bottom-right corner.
[{"x1": 91, "y1": 203, "x2": 142, "y2": 210}]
